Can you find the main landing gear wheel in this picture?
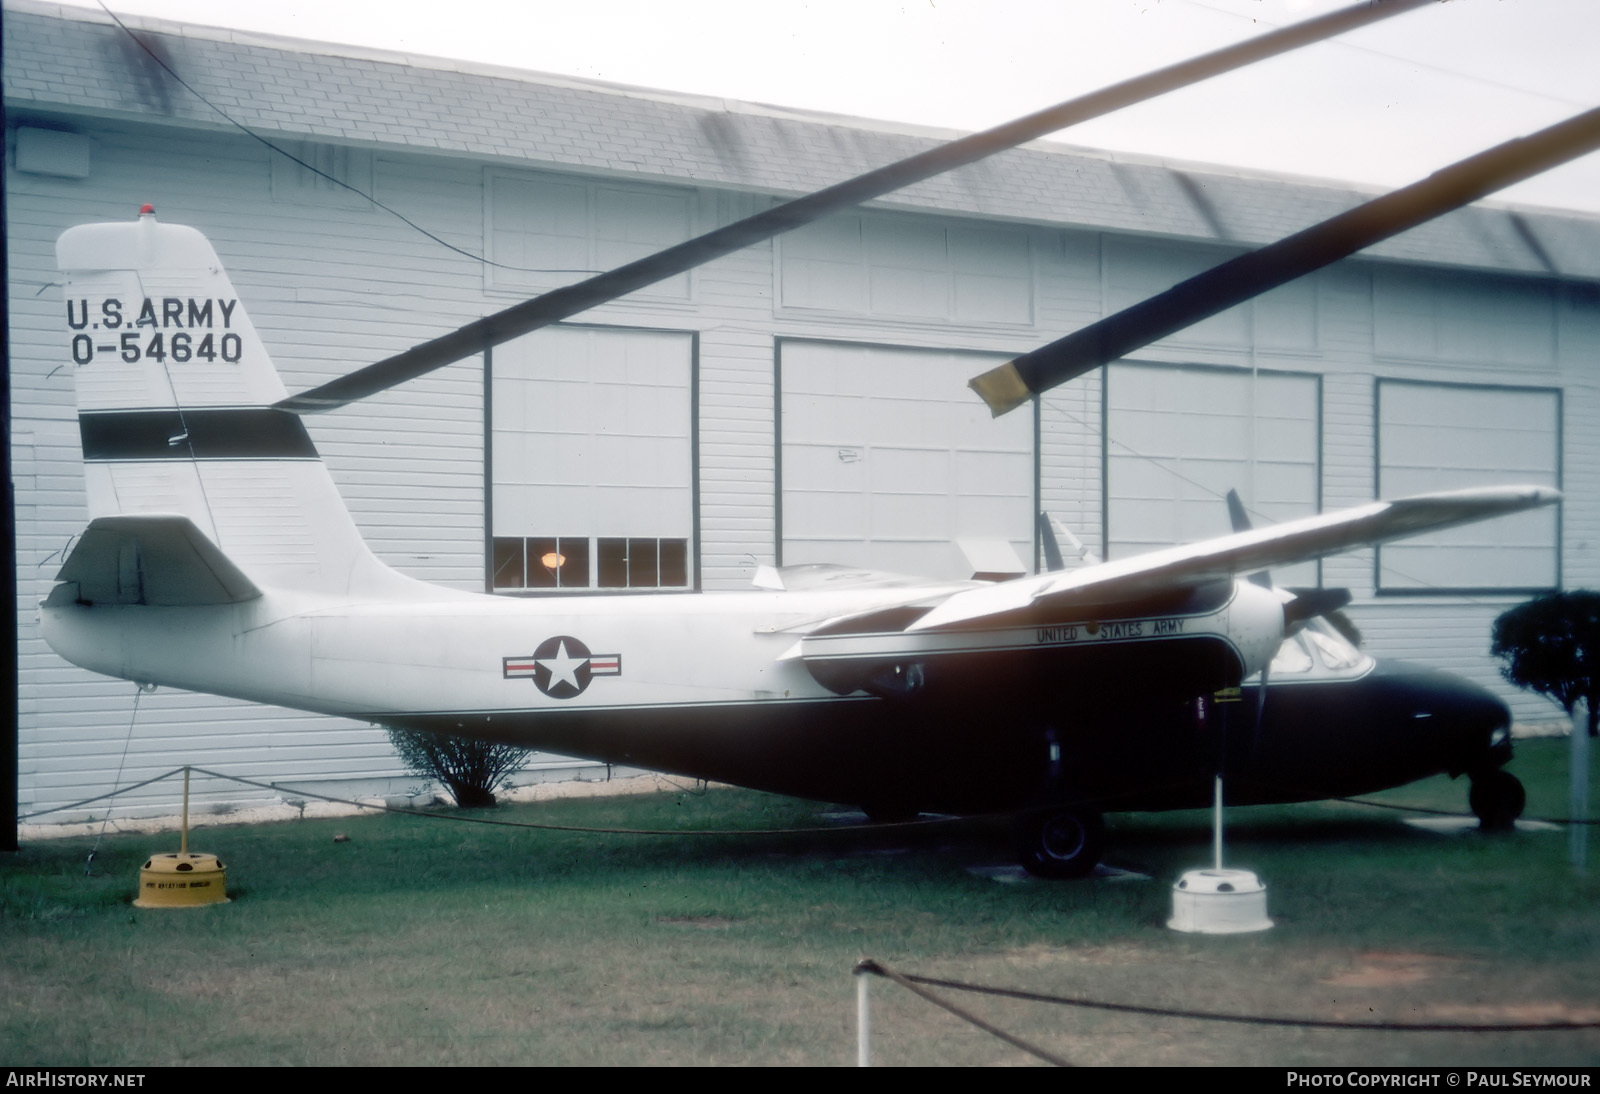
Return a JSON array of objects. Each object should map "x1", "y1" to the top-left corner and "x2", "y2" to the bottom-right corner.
[
  {"x1": 1015, "y1": 809, "x2": 1105, "y2": 879},
  {"x1": 1469, "y1": 769, "x2": 1526, "y2": 832}
]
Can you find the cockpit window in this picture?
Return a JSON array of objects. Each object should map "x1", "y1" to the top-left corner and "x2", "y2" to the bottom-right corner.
[
  {"x1": 1269, "y1": 635, "x2": 1314, "y2": 674},
  {"x1": 1304, "y1": 623, "x2": 1365, "y2": 671}
]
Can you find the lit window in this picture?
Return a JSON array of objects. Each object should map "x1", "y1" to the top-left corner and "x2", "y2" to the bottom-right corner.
[{"x1": 493, "y1": 536, "x2": 687, "y2": 592}]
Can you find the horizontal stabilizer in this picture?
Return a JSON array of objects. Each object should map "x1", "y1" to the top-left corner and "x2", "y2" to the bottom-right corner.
[
  {"x1": 52, "y1": 516, "x2": 262, "y2": 607},
  {"x1": 763, "y1": 563, "x2": 965, "y2": 593},
  {"x1": 958, "y1": 538, "x2": 1027, "y2": 582}
]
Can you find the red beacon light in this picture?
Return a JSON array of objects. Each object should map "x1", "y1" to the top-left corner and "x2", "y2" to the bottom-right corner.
[{"x1": 138, "y1": 203, "x2": 155, "y2": 216}]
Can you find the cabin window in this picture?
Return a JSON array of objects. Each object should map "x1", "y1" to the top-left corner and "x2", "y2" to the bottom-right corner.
[
  {"x1": 489, "y1": 325, "x2": 695, "y2": 592},
  {"x1": 1374, "y1": 380, "x2": 1559, "y2": 594}
]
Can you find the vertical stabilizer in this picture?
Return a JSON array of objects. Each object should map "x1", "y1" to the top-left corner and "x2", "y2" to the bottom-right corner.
[{"x1": 58, "y1": 208, "x2": 397, "y2": 597}]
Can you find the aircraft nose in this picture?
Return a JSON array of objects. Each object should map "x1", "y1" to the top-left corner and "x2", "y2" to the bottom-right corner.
[{"x1": 1387, "y1": 661, "x2": 1513, "y2": 774}]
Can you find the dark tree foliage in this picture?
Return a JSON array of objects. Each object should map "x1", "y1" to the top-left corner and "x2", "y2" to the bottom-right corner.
[
  {"x1": 1491, "y1": 591, "x2": 1600, "y2": 737},
  {"x1": 385, "y1": 726, "x2": 531, "y2": 807}
]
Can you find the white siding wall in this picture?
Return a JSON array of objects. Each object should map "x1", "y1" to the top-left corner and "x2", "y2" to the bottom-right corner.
[
  {"x1": 1087, "y1": 235, "x2": 1600, "y2": 723},
  {"x1": 779, "y1": 341, "x2": 1031, "y2": 579},
  {"x1": 10, "y1": 110, "x2": 1600, "y2": 822}
]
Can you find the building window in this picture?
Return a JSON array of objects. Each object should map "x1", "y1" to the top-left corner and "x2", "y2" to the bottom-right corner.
[
  {"x1": 1373, "y1": 268, "x2": 1555, "y2": 369},
  {"x1": 490, "y1": 325, "x2": 695, "y2": 592},
  {"x1": 493, "y1": 535, "x2": 593, "y2": 590},
  {"x1": 1105, "y1": 363, "x2": 1322, "y2": 585},
  {"x1": 1103, "y1": 237, "x2": 1318, "y2": 352},
  {"x1": 778, "y1": 213, "x2": 1033, "y2": 326},
  {"x1": 269, "y1": 141, "x2": 373, "y2": 208},
  {"x1": 490, "y1": 535, "x2": 692, "y2": 591},
  {"x1": 598, "y1": 537, "x2": 688, "y2": 588},
  {"x1": 486, "y1": 171, "x2": 694, "y2": 298},
  {"x1": 1375, "y1": 380, "x2": 1560, "y2": 594}
]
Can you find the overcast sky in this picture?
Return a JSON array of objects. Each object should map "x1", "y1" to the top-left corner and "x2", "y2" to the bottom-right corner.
[{"x1": 53, "y1": 0, "x2": 1600, "y2": 213}]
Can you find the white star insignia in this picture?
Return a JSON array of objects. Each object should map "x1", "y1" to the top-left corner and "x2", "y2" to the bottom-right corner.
[{"x1": 537, "y1": 639, "x2": 587, "y2": 692}]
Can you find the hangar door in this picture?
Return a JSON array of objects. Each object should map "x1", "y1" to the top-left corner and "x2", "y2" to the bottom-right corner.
[
  {"x1": 1376, "y1": 379, "x2": 1559, "y2": 593},
  {"x1": 1106, "y1": 363, "x2": 1321, "y2": 586},
  {"x1": 491, "y1": 325, "x2": 695, "y2": 592},
  {"x1": 780, "y1": 341, "x2": 1033, "y2": 580}
]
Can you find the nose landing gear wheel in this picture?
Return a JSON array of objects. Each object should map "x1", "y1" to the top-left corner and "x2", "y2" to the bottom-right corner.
[
  {"x1": 1469, "y1": 769, "x2": 1526, "y2": 832},
  {"x1": 1015, "y1": 809, "x2": 1105, "y2": 878}
]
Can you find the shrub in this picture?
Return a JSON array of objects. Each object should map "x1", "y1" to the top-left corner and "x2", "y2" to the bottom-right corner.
[
  {"x1": 1491, "y1": 590, "x2": 1600, "y2": 737},
  {"x1": 385, "y1": 726, "x2": 532, "y2": 807}
]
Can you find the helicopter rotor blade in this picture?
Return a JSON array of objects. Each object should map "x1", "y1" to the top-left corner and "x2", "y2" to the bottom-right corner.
[
  {"x1": 275, "y1": 0, "x2": 1434, "y2": 414},
  {"x1": 970, "y1": 105, "x2": 1600, "y2": 416}
]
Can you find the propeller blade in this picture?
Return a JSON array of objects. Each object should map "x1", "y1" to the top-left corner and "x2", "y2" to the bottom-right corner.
[
  {"x1": 1283, "y1": 586, "x2": 1354, "y2": 629},
  {"x1": 1322, "y1": 608, "x2": 1364, "y2": 649},
  {"x1": 971, "y1": 105, "x2": 1600, "y2": 416},
  {"x1": 1224, "y1": 488, "x2": 1252, "y2": 535},
  {"x1": 1038, "y1": 512, "x2": 1066, "y2": 573},
  {"x1": 1251, "y1": 658, "x2": 1271, "y2": 765},
  {"x1": 276, "y1": 0, "x2": 1435, "y2": 413},
  {"x1": 1224, "y1": 488, "x2": 1273, "y2": 587}
]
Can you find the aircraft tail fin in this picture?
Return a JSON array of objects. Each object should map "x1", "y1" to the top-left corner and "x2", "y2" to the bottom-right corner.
[{"x1": 57, "y1": 208, "x2": 395, "y2": 597}]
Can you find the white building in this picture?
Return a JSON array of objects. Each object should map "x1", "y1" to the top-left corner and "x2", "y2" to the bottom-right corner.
[{"x1": 7, "y1": 0, "x2": 1597, "y2": 819}]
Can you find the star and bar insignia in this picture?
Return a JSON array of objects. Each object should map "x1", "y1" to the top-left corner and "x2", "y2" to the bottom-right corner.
[{"x1": 503, "y1": 635, "x2": 621, "y2": 699}]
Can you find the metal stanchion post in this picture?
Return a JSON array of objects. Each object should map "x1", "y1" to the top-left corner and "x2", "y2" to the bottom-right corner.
[
  {"x1": 856, "y1": 964, "x2": 871, "y2": 1066},
  {"x1": 1572, "y1": 701, "x2": 1589, "y2": 872}
]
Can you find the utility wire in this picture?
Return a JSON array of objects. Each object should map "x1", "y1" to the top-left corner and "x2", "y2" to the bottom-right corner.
[
  {"x1": 96, "y1": 2, "x2": 598, "y2": 277},
  {"x1": 1183, "y1": 0, "x2": 1590, "y2": 109}
]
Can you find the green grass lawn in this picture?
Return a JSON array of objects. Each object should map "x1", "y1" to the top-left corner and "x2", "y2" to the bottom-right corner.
[{"x1": 4, "y1": 739, "x2": 1597, "y2": 1066}]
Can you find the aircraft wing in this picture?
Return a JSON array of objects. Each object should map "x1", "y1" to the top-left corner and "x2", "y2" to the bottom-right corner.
[
  {"x1": 49, "y1": 515, "x2": 262, "y2": 607},
  {"x1": 907, "y1": 485, "x2": 1559, "y2": 632}
]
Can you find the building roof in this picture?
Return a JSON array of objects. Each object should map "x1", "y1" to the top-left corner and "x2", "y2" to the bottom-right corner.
[{"x1": 7, "y1": 0, "x2": 1600, "y2": 281}]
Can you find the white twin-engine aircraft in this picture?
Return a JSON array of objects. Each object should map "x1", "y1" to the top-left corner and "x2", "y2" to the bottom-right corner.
[{"x1": 41, "y1": 211, "x2": 1556, "y2": 876}]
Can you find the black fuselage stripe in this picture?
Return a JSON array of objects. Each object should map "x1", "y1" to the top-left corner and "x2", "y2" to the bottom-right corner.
[{"x1": 79, "y1": 408, "x2": 319, "y2": 461}]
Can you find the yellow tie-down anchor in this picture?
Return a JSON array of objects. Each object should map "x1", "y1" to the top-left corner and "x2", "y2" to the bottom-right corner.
[{"x1": 134, "y1": 767, "x2": 230, "y2": 908}]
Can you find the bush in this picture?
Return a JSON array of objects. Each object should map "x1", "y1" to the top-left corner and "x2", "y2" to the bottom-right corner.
[
  {"x1": 1491, "y1": 590, "x2": 1600, "y2": 737},
  {"x1": 385, "y1": 726, "x2": 532, "y2": 807}
]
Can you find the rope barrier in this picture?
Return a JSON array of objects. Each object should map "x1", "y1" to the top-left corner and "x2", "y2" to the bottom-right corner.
[
  {"x1": 852, "y1": 957, "x2": 1600, "y2": 1066},
  {"x1": 854, "y1": 959, "x2": 1073, "y2": 1066},
  {"x1": 862, "y1": 962, "x2": 1600, "y2": 1033}
]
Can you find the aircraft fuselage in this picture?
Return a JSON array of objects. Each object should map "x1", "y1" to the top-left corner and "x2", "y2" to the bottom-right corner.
[{"x1": 39, "y1": 574, "x2": 1506, "y2": 815}]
